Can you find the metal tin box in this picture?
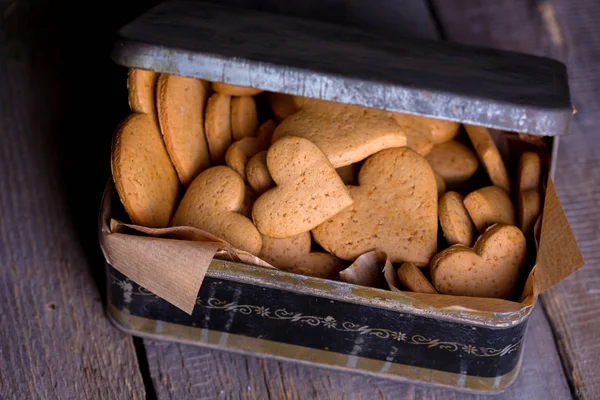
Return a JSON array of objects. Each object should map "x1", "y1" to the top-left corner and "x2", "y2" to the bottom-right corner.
[{"x1": 101, "y1": 1, "x2": 578, "y2": 393}]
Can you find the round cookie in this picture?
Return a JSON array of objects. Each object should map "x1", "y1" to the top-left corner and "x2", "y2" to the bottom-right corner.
[
  {"x1": 111, "y1": 113, "x2": 179, "y2": 228},
  {"x1": 231, "y1": 96, "x2": 259, "y2": 141},
  {"x1": 464, "y1": 125, "x2": 511, "y2": 193},
  {"x1": 127, "y1": 69, "x2": 158, "y2": 115},
  {"x1": 157, "y1": 74, "x2": 212, "y2": 187},
  {"x1": 439, "y1": 192, "x2": 476, "y2": 246},
  {"x1": 434, "y1": 170, "x2": 446, "y2": 198},
  {"x1": 255, "y1": 119, "x2": 278, "y2": 145},
  {"x1": 517, "y1": 151, "x2": 542, "y2": 192},
  {"x1": 397, "y1": 263, "x2": 438, "y2": 294},
  {"x1": 463, "y1": 186, "x2": 516, "y2": 234},
  {"x1": 225, "y1": 137, "x2": 264, "y2": 181},
  {"x1": 205, "y1": 92, "x2": 234, "y2": 164},
  {"x1": 410, "y1": 115, "x2": 460, "y2": 144},
  {"x1": 425, "y1": 140, "x2": 479, "y2": 186},
  {"x1": 390, "y1": 113, "x2": 433, "y2": 156},
  {"x1": 170, "y1": 166, "x2": 262, "y2": 255},
  {"x1": 312, "y1": 148, "x2": 438, "y2": 265},
  {"x1": 246, "y1": 151, "x2": 275, "y2": 194},
  {"x1": 252, "y1": 136, "x2": 354, "y2": 238},
  {"x1": 259, "y1": 232, "x2": 342, "y2": 279},
  {"x1": 431, "y1": 224, "x2": 527, "y2": 300},
  {"x1": 519, "y1": 189, "x2": 541, "y2": 235},
  {"x1": 267, "y1": 93, "x2": 308, "y2": 121},
  {"x1": 212, "y1": 82, "x2": 263, "y2": 96}
]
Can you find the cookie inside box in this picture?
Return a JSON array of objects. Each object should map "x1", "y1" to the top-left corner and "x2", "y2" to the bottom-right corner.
[{"x1": 100, "y1": 72, "x2": 573, "y2": 316}]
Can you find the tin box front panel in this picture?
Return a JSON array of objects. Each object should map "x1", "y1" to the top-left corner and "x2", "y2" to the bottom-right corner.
[{"x1": 107, "y1": 266, "x2": 526, "y2": 392}]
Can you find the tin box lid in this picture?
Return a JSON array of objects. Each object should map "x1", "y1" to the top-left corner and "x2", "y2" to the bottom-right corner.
[{"x1": 111, "y1": 1, "x2": 573, "y2": 136}]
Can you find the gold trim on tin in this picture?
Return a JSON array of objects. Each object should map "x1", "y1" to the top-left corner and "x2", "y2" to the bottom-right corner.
[{"x1": 106, "y1": 304, "x2": 522, "y2": 393}]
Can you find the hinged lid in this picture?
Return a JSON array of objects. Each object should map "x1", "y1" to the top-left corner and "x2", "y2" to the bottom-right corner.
[{"x1": 111, "y1": 1, "x2": 572, "y2": 136}]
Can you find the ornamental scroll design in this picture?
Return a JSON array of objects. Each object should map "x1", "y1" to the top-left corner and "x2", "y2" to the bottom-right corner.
[{"x1": 199, "y1": 298, "x2": 522, "y2": 358}]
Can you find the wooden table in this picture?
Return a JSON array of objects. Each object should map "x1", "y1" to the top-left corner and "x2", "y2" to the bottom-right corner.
[{"x1": 1, "y1": 1, "x2": 598, "y2": 398}]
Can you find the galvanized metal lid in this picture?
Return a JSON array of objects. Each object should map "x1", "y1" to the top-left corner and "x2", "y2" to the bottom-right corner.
[{"x1": 111, "y1": 1, "x2": 572, "y2": 136}]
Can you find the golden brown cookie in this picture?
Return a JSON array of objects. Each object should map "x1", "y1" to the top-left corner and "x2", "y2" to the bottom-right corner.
[
  {"x1": 410, "y1": 115, "x2": 460, "y2": 144},
  {"x1": 111, "y1": 113, "x2": 179, "y2": 228},
  {"x1": 157, "y1": 74, "x2": 211, "y2": 187},
  {"x1": 425, "y1": 140, "x2": 479, "y2": 186},
  {"x1": 170, "y1": 166, "x2": 262, "y2": 255},
  {"x1": 464, "y1": 125, "x2": 511, "y2": 193},
  {"x1": 397, "y1": 263, "x2": 438, "y2": 294},
  {"x1": 271, "y1": 102, "x2": 407, "y2": 168},
  {"x1": 517, "y1": 151, "x2": 542, "y2": 192},
  {"x1": 252, "y1": 136, "x2": 353, "y2": 238},
  {"x1": 259, "y1": 232, "x2": 342, "y2": 279},
  {"x1": 439, "y1": 192, "x2": 476, "y2": 246},
  {"x1": 246, "y1": 151, "x2": 275, "y2": 194},
  {"x1": 212, "y1": 82, "x2": 263, "y2": 96},
  {"x1": 267, "y1": 93, "x2": 308, "y2": 121},
  {"x1": 463, "y1": 186, "x2": 516, "y2": 233},
  {"x1": 390, "y1": 113, "x2": 433, "y2": 155},
  {"x1": 518, "y1": 189, "x2": 541, "y2": 235},
  {"x1": 312, "y1": 148, "x2": 438, "y2": 264},
  {"x1": 204, "y1": 92, "x2": 234, "y2": 164},
  {"x1": 434, "y1": 170, "x2": 446, "y2": 198},
  {"x1": 431, "y1": 224, "x2": 527, "y2": 299},
  {"x1": 231, "y1": 96, "x2": 259, "y2": 140},
  {"x1": 225, "y1": 137, "x2": 264, "y2": 181},
  {"x1": 127, "y1": 69, "x2": 158, "y2": 115},
  {"x1": 240, "y1": 185, "x2": 259, "y2": 220},
  {"x1": 255, "y1": 119, "x2": 278, "y2": 145}
]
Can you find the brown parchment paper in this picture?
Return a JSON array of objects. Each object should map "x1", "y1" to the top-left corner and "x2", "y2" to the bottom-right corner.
[{"x1": 99, "y1": 171, "x2": 583, "y2": 316}]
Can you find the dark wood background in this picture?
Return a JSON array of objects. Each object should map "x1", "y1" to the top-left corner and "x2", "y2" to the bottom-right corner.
[{"x1": 1, "y1": 0, "x2": 598, "y2": 399}]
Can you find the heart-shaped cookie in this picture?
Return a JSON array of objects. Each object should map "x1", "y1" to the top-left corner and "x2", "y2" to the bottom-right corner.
[
  {"x1": 252, "y1": 136, "x2": 353, "y2": 238},
  {"x1": 171, "y1": 166, "x2": 262, "y2": 255},
  {"x1": 464, "y1": 186, "x2": 515, "y2": 233},
  {"x1": 259, "y1": 232, "x2": 342, "y2": 279},
  {"x1": 312, "y1": 147, "x2": 438, "y2": 264},
  {"x1": 271, "y1": 102, "x2": 407, "y2": 168},
  {"x1": 431, "y1": 224, "x2": 527, "y2": 299}
]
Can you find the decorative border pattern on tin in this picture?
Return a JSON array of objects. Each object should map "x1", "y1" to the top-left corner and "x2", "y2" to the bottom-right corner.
[{"x1": 111, "y1": 274, "x2": 521, "y2": 358}]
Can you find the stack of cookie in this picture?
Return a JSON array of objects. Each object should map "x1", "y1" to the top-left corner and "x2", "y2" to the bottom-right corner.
[{"x1": 111, "y1": 69, "x2": 546, "y2": 301}]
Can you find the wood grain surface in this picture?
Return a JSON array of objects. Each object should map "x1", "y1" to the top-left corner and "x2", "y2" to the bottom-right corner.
[
  {"x1": 0, "y1": 2, "x2": 149, "y2": 399},
  {"x1": 433, "y1": 1, "x2": 600, "y2": 398}
]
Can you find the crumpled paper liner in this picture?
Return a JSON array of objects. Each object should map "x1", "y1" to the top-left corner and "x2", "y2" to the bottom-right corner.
[{"x1": 99, "y1": 168, "x2": 583, "y2": 315}]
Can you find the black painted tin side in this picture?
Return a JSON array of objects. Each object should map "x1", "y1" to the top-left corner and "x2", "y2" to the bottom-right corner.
[{"x1": 106, "y1": 265, "x2": 528, "y2": 391}]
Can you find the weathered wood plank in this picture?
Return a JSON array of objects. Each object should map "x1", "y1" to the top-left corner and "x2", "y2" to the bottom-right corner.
[
  {"x1": 142, "y1": 1, "x2": 571, "y2": 398},
  {"x1": 0, "y1": 4, "x2": 146, "y2": 399},
  {"x1": 145, "y1": 306, "x2": 570, "y2": 399},
  {"x1": 433, "y1": 1, "x2": 600, "y2": 398}
]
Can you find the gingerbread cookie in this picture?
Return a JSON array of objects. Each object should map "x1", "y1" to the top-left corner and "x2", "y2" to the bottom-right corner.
[
  {"x1": 246, "y1": 151, "x2": 275, "y2": 194},
  {"x1": 439, "y1": 191, "x2": 476, "y2": 246},
  {"x1": 111, "y1": 113, "x2": 179, "y2": 228},
  {"x1": 255, "y1": 119, "x2": 277, "y2": 145},
  {"x1": 170, "y1": 166, "x2": 262, "y2": 255},
  {"x1": 425, "y1": 140, "x2": 479, "y2": 186},
  {"x1": 397, "y1": 263, "x2": 438, "y2": 294},
  {"x1": 431, "y1": 224, "x2": 527, "y2": 299},
  {"x1": 259, "y1": 232, "x2": 342, "y2": 279},
  {"x1": 252, "y1": 136, "x2": 353, "y2": 238},
  {"x1": 390, "y1": 113, "x2": 433, "y2": 156},
  {"x1": 463, "y1": 186, "x2": 516, "y2": 233},
  {"x1": 271, "y1": 102, "x2": 407, "y2": 168},
  {"x1": 240, "y1": 185, "x2": 259, "y2": 220},
  {"x1": 156, "y1": 74, "x2": 211, "y2": 187},
  {"x1": 312, "y1": 148, "x2": 438, "y2": 264},
  {"x1": 434, "y1": 171, "x2": 446, "y2": 197},
  {"x1": 225, "y1": 138, "x2": 264, "y2": 180},
  {"x1": 127, "y1": 69, "x2": 158, "y2": 115},
  {"x1": 212, "y1": 82, "x2": 263, "y2": 96},
  {"x1": 411, "y1": 115, "x2": 460, "y2": 144},
  {"x1": 517, "y1": 151, "x2": 542, "y2": 192},
  {"x1": 464, "y1": 125, "x2": 511, "y2": 193},
  {"x1": 204, "y1": 92, "x2": 233, "y2": 164},
  {"x1": 267, "y1": 93, "x2": 308, "y2": 121},
  {"x1": 519, "y1": 190, "x2": 541, "y2": 235},
  {"x1": 231, "y1": 96, "x2": 259, "y2": 141}
]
